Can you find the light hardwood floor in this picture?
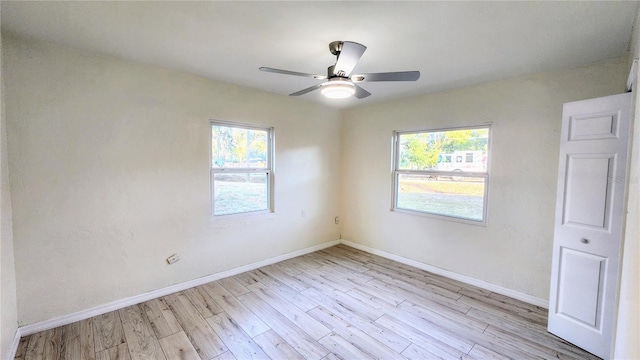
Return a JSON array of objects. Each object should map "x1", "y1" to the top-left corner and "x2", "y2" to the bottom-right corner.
[{"x1": 14, "y1": 245, "x2": 599, "y2": 360}]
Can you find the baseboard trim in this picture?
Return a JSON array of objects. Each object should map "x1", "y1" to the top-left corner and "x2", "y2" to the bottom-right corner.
[
  {"x1": 340, "y1": 240, "x2": 549, "y2": 309},
  {"x1": 19, "y1": 240, "x2": 340, "y2": 336},
  {"x1": 18, "y1": 238, "x2": 548, "y2": 337},
  {"x1": 7, "y1": 327, "x2": 22, "y2": 360}
]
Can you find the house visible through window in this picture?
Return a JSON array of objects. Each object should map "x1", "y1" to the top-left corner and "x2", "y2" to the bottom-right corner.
[
  {"x1": 392, "y1": 125, "x2": 491, "y2": 224},
  {"x1": 211, "y1": 121, "x2": 273, "y2": 216}
]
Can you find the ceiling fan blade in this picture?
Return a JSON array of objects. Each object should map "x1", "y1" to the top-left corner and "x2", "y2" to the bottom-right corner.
[
  {"x1": 259, "y1": 67, "x2": 327, "y2": 79},
  {"x1": 354, "y1": 85, "x2": 371, "y2": 99},
  {"x1": 351, "y1": 71, "x2": 420, "y2": 82},
  {"x1": 289, "y1": 83, "x2": 323, "y2": 96},
  {"x1": 333, "y1": 41, "x2": 367, "y2": 77}
]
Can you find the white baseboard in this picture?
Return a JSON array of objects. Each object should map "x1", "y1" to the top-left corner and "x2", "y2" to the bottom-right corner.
[
  {"x1": 19, "y1": 240, "x2": 340, "y2": 336},
  {"x1": 18, "y1": 237, "x2": 548, "y2": 338},
  {"x1": 6, "y1": 327, "x2": 22, "y2": 360},
  {"x1": 340, "y1": 240, "x2": 549, "y2": 309}
]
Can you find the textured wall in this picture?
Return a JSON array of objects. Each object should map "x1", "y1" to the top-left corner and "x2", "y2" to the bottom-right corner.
[
  {"x1": 0, "y1": 32, "x2": 19, "y2": 359},
  {"x1": 3, "y1": 35, "x2": 343, "y2": 326},
  {"x1": 341, "y1": 57, "x2": 628, "y2": 300},
  {"x1": 614, "y1": 7, "x2": 640, "y2": 358}
]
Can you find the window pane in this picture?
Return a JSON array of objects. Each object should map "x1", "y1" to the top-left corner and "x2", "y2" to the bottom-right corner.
[
  {"x1": 396, "y1": 173, "x2": 485, "y2": 221},
  {"x1": 213, "y1": 173, "x2": 268, "y2": 216},
  {"x1": 398, "y1": 128, "x2": 489, "y2": 172},
  {"x1": 212, "y1": 125, "x2": 268, "y2": 169}
]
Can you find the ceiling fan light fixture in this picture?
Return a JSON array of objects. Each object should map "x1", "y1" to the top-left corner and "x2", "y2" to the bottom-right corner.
[
  {"x1": 320, "y1": 79, "x2": 356, "y2": 99},
  {"x1": 259, "y1": 40, "x2": 419, "y2": 100}
]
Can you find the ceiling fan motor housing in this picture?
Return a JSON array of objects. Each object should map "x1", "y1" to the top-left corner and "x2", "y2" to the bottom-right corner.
[
  {"x1": 327, "y1": 65, "x2": 347, "y2": 79},
  {"x1": 328, "y1": 41, "x2": 344, "y2": 56}
]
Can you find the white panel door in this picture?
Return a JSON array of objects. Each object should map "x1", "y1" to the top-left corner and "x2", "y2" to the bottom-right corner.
[{"x1": 548, "y1": 92, "x2": 632, "y2": 359}]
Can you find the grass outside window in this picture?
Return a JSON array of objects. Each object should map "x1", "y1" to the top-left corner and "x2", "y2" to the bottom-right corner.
[
  {"x1": 392, "y1": 125, "x2": 491, "y2": 224},
  {"x1": 211, "y1": 121, "x2": 273, "y2": 216}
]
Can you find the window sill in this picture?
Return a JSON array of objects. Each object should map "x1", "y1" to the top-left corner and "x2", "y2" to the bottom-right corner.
[{"x1": 392, "y1": 207, "x2": 487, "y2": 227}]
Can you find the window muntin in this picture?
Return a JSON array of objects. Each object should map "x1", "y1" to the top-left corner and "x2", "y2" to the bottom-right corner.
[
  {"x1": 393, "y1": 126, "x2": 490, "y2": 224},
  {"x1": 211, "y1": 122, "x2": 273, "y2": 216}
]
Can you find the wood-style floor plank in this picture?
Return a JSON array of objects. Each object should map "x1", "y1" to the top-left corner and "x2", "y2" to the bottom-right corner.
[
  {"x1": 366, "y1": 259, "x2": 464, "y2": 294},
  {"x1": 294, "y1": 272, "x2": 342, "y2": 294},
  {"x1": 368, "y1": 277, "x2": 471, "y2": 313},
  {"x1": 241, "y1": 269, "x2": 284, "y2": 291},
  {"x1": 42, "y1": 327, "x2": 63, "y2": 360},
  {"x1": 95, "y1": 343, "x2": 131, "y2": 360},
  {"x1": 271, "y1": 258, "x2": 305, "y2": 275},
  {"x1": 211, "y1": 351, "x2": 236, "y2": 360},
  {"x1": 61, "y1": 319, "x2": 95, "y2": 360},
  {"x1": 252, "y1": 329, "x2": 304, "y2": 360},
  {"x1": 301, "y1": 287, "x2": 383, "y2": 322},
  {"x1": 323, "y1": 245, "x2": 374, "y2": 265},
  {"x1": 15, "y1": 245, "x2": 598, "y2": 360},
  {"x1": 247, "y1": 281, "x2": 331, "y2": 340},
  {"x1": 229, "y1": 272, "x2": 259, "y2": 287},
  {"x1": 205, "y1": 312, "x2": 269, "y2": 359},
  {"x1": 377, "y1": 314, "x2": 467, "y2": 359},
  {"x1": 348, "y1": 285, "x2": 477, "y2": 354},
  {"x1": 157, "y1": 331, "x2": 201, "y2": 360},
  {"x1": 201, "y1": 281, "x2": 270, "y2": 338},
  {"x1": 484, "y1": 325, "x2": 583, "y2": 360},
  {"x1": 258, "y1": 264, "x2": 309, "y2": 291},
  {"x1": 320, "y1": 353, "x2": 342, "y2": 360},
  {"x1": 251, "y1": 265, "x2": 313, "y2": 304},
  {"x1": 313, "y1": 251, "x2": 369, "y2": 273},
  {"x1": 93, "y1": 311, "x2": 126, "y2": 352},
  {"x1": 317, "y1": 333, "x2": 374, "y2": 360},
  {"x1": 308, "y1": 306, "x2": 402, "y2": 360},
  {"x1": 217, "y1": 277, "x2": 250, "y2": 297},
  {"x1": 163, "y1": 292, "x2": 227, "y2": 359},
  {"x1": 313, "y1": 289, "x2": 411, "y2": 353},
  {"x1": 459, "y1": 294, "x2": 548, "y2": 326},
  {"x1": 183, "y1": 286, "x2": 224, "y2": 319},
  {"x1": 238, "y1": 292, "x2": 328, "y2": 360},
  {"x1": 118, "y1": 305, "x2": 165, "y2": 360},
  {"x1": 14, "y1": 335, "x2": 30, "y2": 360},
  {"x1": 401, "y1": 342, "x2": 451, "y2": 360},
  {"x1": 399, "y1": 300, "x2": 488, "y2": 334},
  {"x1": 317, "y1": 263, "x2": 374, "y2": 285},
  {"x1": 365, "y1": 269, "x2": 468, "y2": 311},
  {"x1": 467, "y1": 344, "x2": 510, "y2": 360},
  {"x1": 24, "y1": 331, "x2": 45, "y2": 360},
  {"x1": 140, "y1": 298, "x2": 182, "y2": 339},
  {"x1": 467, "y1": 307, "x2": 600, "y2": 359}
]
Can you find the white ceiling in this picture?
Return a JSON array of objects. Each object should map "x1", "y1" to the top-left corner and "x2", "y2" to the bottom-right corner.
[{"x1": 1, "y1": 1, "x2": 638, "y2": 108}]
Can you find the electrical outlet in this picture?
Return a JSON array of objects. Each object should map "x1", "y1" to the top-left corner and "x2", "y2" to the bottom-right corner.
[
  {"x1": 335, "y1": 216, "x2": 340, "y2": 225},
  {"x1": 166, "y1": 254, "x2": 180, "y2": 265}
]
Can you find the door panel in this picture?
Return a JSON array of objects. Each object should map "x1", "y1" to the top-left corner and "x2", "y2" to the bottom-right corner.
[
  {"x1": 569, "y1": 112, "x2": 618, "y2": 140},
  {"x1": 557, "y1": 247, "x2": 606, "y2": 328},
  {"x1": 563, "y1": 154, "x2": 613, "y2": 229},
  {"x1": 548, "y1": 92, "x2": 632, "y2": 359}
]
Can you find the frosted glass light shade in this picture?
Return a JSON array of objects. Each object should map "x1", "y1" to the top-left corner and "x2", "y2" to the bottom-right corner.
[{"x1": 321, "y1": 80, "x2": 356, "y2": 99}]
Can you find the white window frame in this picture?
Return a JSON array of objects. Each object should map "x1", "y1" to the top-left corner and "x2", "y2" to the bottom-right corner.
[
  {"x1": 210, "y1": 120, "x2": 274, "y2": 217},
  {"x1": 391, "y1": 124, "x2": 491, "y2": 225}
]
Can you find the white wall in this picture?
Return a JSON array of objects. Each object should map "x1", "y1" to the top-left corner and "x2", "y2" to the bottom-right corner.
[
  {"x1": 3, "y1": 35, "x2": 343, "y2": 326},
  {"x1": 341, "y1": 57, "x2": 628, "y2": 300},
  {"x1": 0, "y1": 32, "x2": 19, "y2": 359},
  {"x1": 613, "y1": 8, "x2": 640, "y2": 359}
]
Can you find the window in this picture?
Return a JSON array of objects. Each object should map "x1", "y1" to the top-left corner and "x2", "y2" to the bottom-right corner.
[
  {"x1": 392, "y1": 125, "x2": 491, "y2": 224},
  {"x1": 211, "y1": 121, "x2": 273, "y2": 216}
]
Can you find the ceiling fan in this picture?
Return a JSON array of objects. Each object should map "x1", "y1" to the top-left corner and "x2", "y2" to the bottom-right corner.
[{"x1": 259, "y1": 41, "x2": 420, "y2": 99}]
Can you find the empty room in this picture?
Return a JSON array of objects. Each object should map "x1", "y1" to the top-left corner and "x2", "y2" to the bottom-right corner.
[{"x1": 1, "y1": 1, "x2": 639, "y2": 360}]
